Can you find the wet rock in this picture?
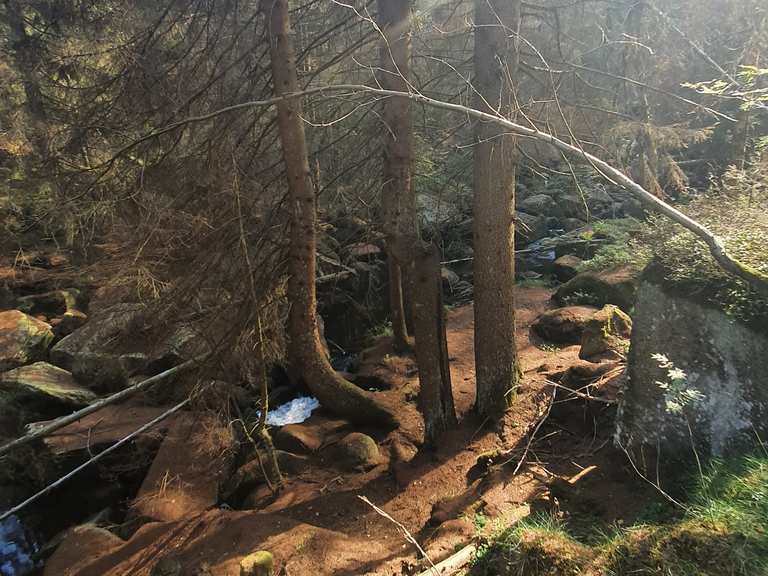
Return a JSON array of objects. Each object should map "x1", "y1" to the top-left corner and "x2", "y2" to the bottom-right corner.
[
  {"x1": 520, "y1": 194, "x2": 556, "y2": 216},
  {"x1": 552, "y1": 255, "x2": 582, "y2": 282},
  {"x1": 554, "y1": 266, "x2": 639, "y2": 311},
  {"x1": 333, "y1": 432, "x2": 381, "y2": 470},
  {"x1": 0, "y1": 310, "x2": 53, "y2": 371},
  {"x1": 532, "y1": 306, "x2": 599, "y2": 344},
  {"x1": 579, "y1": 305, "x2": 632, "y2": 361},
  {"x1": 240, "y1": 551, "x2": 274, "y2": 576},
  {"x1": 0, "y1": 362, "x2": 96, "y2": 424}
]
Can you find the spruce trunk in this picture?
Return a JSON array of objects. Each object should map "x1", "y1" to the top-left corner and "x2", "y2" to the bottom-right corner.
[
  {"x1": 377, "y1": 0, "x2": 415, "y2": 352},
  {"x1": 472, "y1": 0, "x2": 522, "y2": 418},
  {"x1": 264, "y1": 0, "x2": 395, "y2": 428}
]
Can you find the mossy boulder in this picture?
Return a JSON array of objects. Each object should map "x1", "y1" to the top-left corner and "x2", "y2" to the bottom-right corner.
[
  {"x1": 0, "y1": 310, "x2": 53, "y2": 371},
  {"x1": 0, "y1": 362, "x2": 97, "y2": 428},
  {"x1": 240, "y1": 551, "x2": 274, "y2": 576},
  {"x1": 532, "y1": 306, "x2": 599, "y2": 344},
  {"x1": 579, "y1": 305, "x2": 632, "y2": 361},
  {"x1": 617, "y1": 280, "x2": 768, "y2": 466},
  {"x1": 554, "y1": 266, "x2": 639, "y2": 311},
  {"x1": 333, "y1": 432, "x2": 381, "y2": 470}
]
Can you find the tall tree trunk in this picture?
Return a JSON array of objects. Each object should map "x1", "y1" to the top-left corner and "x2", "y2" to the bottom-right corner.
[
  {"x1": 263, "y1": 0, "x2": 395, "y2": 427},
  {"x1": 472, "y1": 0, "x2": 522, "y2": 418},
  {"x1": 377, "y1": 0, "x2": 415, "y2": 353},
  {"x1": 412, "y1": 245, "x2": 456, "y2": 446},
  {"x1": 3, "y1": 0, "x2": 48, "y2": 160}
]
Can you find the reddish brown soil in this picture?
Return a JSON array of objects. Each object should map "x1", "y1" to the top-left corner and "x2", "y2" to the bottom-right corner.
[{"x1": 45, "y1": 287, "x2": 656, "y2": 576}]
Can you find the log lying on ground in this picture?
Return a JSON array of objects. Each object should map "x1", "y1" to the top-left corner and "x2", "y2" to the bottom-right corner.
[{"x1": 415, "y1": 544, "x2": 477, "y2": 576}]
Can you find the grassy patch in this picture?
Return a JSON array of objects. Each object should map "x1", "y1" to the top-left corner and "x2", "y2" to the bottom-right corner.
[
  {"x1": 471, "y1": 454, "x2": 768, "y2": 576},
  {"x1": 648, "y1": 166, "x2": 768, "y2": 328},
  {"x1": 577, "y1": 218, "x2": 652, "y2": 273}
]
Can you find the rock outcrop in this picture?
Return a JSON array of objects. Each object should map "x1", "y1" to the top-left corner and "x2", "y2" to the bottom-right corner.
[{"x1": 617, "y1": 280, "x2": 768, "y2": 466}]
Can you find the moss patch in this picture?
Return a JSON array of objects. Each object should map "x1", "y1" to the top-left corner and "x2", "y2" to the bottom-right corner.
[
  {"x1": 646, "y1": 167, "x2": 768, "y2": 329},
  {"x1": 472, "y1": 455, "x2": 768, "y2": 576}
]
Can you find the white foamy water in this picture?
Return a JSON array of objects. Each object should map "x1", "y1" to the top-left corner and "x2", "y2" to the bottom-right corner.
[{"x1": 258, "y1": 396, "x2": 320, "y2": 426}]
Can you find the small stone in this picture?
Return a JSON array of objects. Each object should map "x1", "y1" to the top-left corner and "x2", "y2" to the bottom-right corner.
[{"x1": 240, "y1": 551, "x2": 274, "y2": 576}]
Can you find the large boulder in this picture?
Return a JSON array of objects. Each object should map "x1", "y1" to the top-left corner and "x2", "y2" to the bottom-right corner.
[
  {"x1": 579, "y1": 305, "x2": 632, "y2": 361},
  {"x1": 531, "y1": 306, "x2": 599, "y2": 344},
  {"x1": 519, "y1": 194, "x2": 556, "y2": 216},
  {"x1": 554, "y1": 266, "x2": 639, "y2": 311},
  {"x1": 617, "y1": 281, "x2": 768, "y2": 467},
  {"x1": 50, "y1": 303, "x2": 205, "y2": 391},
  {"x1": 0, "y1": 310, "x2": 53, "y2": 371},
  {"x1": 0, "y1": 362, "x2": 95, "y2": 429}
]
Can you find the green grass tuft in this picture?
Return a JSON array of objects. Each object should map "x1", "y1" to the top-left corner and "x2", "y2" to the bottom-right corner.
[{"x1": 471, "y1": 454, "x2": 768, "y2": 576}]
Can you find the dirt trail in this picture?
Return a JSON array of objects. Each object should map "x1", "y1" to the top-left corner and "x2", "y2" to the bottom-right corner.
[{"x1": 46, "y1": 287, "x2": 641, "y2": 576}]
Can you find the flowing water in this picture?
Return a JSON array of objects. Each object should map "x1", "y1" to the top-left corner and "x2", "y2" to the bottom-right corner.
[{"x1": 0, "y1": 515, "x2": 40, "y2": 576}]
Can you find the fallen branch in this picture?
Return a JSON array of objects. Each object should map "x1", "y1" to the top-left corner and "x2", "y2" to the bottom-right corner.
[
  {"x1": 414, "y1": 544, "x2": 477, "y2": 576},
  {"x1": 100, "y1": 84, "x2": 768, "y2": 296},
  {"x1": 357, "y1": 495, "x2": 437, "y2": 574},
  {"x1": 0, "y1": 399, "x2": 189, "y2": 522},
  {"x1": 0, "y1": 357, "x2": 202, "y2": 458},
  {"x1": 501, "y1": 386, "x2": 557, "y2": 475}
]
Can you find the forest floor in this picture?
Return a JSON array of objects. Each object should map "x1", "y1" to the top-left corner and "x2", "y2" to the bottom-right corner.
[{"x1": 44, "y1": 286, "x2": 657, "y2": 576}]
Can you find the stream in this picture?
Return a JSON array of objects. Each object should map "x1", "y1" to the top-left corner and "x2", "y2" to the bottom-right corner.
[{"x1": 0, "y1": 515, "x2": 39, "y2": 576}]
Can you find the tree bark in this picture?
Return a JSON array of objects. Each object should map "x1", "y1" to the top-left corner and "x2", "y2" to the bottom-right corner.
[
  {"x1": 2, "y1": 0, "x2": 48, "y2": 160},
  {"x1": 377, "y1": 0, "x2": 415, "y2": 353},
  {"x1": 263, "y1": 0, "x2": 395, "y2": 427},
  {"x1": 411, "y1": 244, "x2": 456, "y2": 446},
  {"x1": 472, "y1": 0, "x2": 522, "y2": 418}
]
